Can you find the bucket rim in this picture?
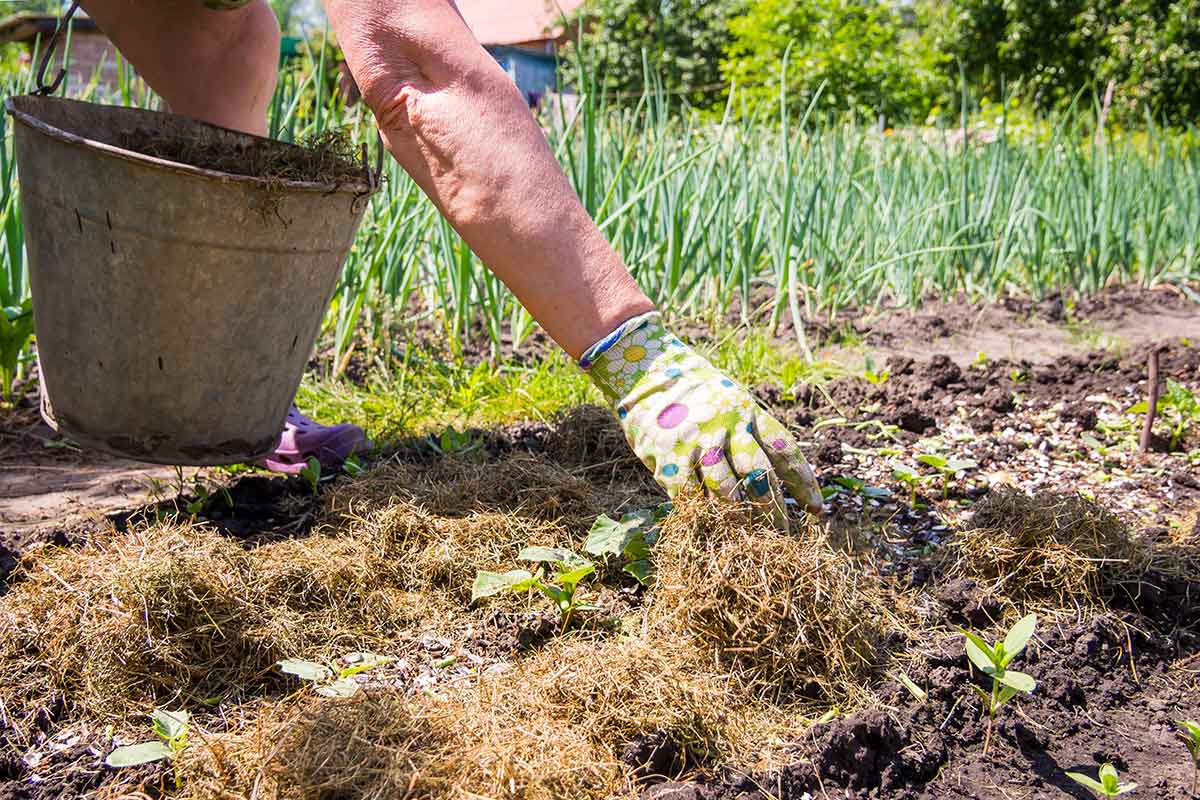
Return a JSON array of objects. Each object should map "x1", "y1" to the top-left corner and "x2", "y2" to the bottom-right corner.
[{"x1": 5, "y1": 94, "x2": 378, "y2": 195}]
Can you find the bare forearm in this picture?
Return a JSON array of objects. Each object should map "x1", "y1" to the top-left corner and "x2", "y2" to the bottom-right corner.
[{"x1": 322, "y1": 0, "x2": 653, "y2": 357}]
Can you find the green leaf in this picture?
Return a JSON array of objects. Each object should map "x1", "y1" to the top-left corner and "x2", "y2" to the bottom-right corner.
[
  {"x1": 1066, "y1": 771, "x2": 1107, "y2": 794},
  {"x1": 945, "y1": 458, "x2": 978, "y2": 473},
  {"x1": 105, "y1": 741, "x2": 173, "y2": 767},
  {"x1": 1002, "y1": 613, "x2": 1037, "y2": 664},
  {"x1": 315, "y1": 677, "x2": 360, "y2": 698},
  {"x1": 623, "y1": 559, "x2": 653, "y2": 585},
  {"x1": 891, "y1": 463, "x2": 917, "y2": 481},
  {"x1": 1114, "y1": 782, "x2": 1138, "y2": 796},
  {"x1": 277, "y1": 659, "x2": 333, "y2": 682},
  {"x1": 471, "y1": 570, "x2": 536, "y2": 600},
  {"x1": 996, "y1": 684, "x2": 1019, "y2": 705},
  {"x1": 961, "y1": 630, "x2": 999, "y2": 671},
  {"x1": 150, "y1": 709, "x2": 190, "y2": 741},
  {"x1": 996, "y1": 669, "x2": 1036, "y2": 694},
  {"x1": 1100, "y1": 763, "x2": 1119, "y2": 793},
  {"x1": 970, "y1": 684, "x2": 992, "y2": 710},
  {"x1": 554, "y1": 563, "x2": 595, "y2": 588},
  {"x1": 518, "y1": 546, "x2": 589, "y2": 567},
  {"x1": 916, "y1": 453, "x2": 948, "y2": 469},
  {"x1": 584, "y1": 513, "x2": 646, "y2": 557}
]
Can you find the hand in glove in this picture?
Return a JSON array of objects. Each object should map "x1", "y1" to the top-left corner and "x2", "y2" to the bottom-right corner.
[{"x1": 582, "y1": 311, "x2": 822, "y2": 529}]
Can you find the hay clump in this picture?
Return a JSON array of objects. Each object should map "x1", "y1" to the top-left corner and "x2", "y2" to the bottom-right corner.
[
  {"x1": 942, "y1": 489, "x2": 1168, "y2": 605},
  {"x1": 178, "y1": 690, "x2": 624, "y2": 800},
  {"x1": 0, "y1": 525, "x2": 262, "y2": 744},
  {"x1": 648, "y1": 493, "x2": 894, "y2": 703},
  {"x1": 325, "y1": 454, "x2": 600, "y2": 532},
  {"x1": 317, "y1": 498, "x2": 568, "y2": 603},
  {"x1": 544, "y1": 404, "x2": 643, "y2": 472}
]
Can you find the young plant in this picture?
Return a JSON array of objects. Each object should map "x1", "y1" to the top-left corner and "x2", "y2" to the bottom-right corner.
[
  {"x1": 891, "y1": 462, "x2": 927, "y2": 507},
  {"x1": 106, "y1": 709, "x2": 190, "y2": 768},
  {"x1": 425, "y1": 426, "x2": 482, "y2": 456},
  {"x1": 962, "y1": 612, "x2": 1038, "y2": 755},
  {"x1": 299, "y1": 456, "x2": 322, "y2": 494},
  {"x1": 1066, "y1": 762, "x2": 1137, "y2": 797},
  {"x1": 277, "y1": 651, "x2": 393, "y2": 698},
  {"x1": 916, "y1": 452, "x2": 978, "y2": 498},
  {"x1": 583, "y1": 505, "x2": 668, "y2": 585},
  {"x1": 1131, "y1": 380, "x2": 1199, "y2": 451},
  {"x1": 863, "y1": 354, "x2": 890, "y2": 385},
  {"x1": 1178, "y1": 719, "x2": 1200, "y2": 795},
  {"x1": 473, "y1": 547, "x2": 597, "y2": 630},
  {"x1": 829, "y1": 474, "x2": 893, "y2": 502},
  {"x1": 0, "y1": 299, "x2": 33, "y2": 403}
]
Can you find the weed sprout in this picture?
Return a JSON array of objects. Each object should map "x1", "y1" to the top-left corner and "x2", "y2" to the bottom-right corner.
[
  {"x1": 299, "y1": 456, "x2": 322, "y2": 493},
  {"x1": 277, "y1": 651, "x2": 393, "y2": 698},
  {"x1": 1178, "y1": 720, "x2": 1200, "y2": 795},
  {"x1": 473, "y1": 546, "x2": 598, "y2": 630},
  {"x1": 1066, "y1": 762, "x2": 1137, "y2": 797},
  {"x1": 961, "y1": 613, "x2": 1038, "y2": 755},
  {"x1": 106, "y1": 709, "x2": 190, "y2": 780},
  {"x1": 583, "y1": 506, "x2": 667, "y2": 585}
]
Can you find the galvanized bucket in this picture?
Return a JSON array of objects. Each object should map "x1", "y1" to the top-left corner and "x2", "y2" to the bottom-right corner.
[{"x1": 7, "y1": 95, "x2": 376, "y2": 465}]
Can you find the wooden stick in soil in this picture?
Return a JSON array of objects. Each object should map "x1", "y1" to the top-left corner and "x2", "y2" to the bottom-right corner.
[{"x1": 1139, "y1": 346, "x2": 1165, "y2": 454}]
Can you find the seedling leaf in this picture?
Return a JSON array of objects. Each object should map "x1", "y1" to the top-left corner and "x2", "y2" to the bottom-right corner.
[
  {"x1": 277, "y1": 659, "x2": 333, "y2": 682},
  {"x1": 995, "y1": 669, "x2": 1036, "y2": 694},
  {"x1": 471, "y1": 570, "x2": 536, "y2": 600},
  {"x1": 518, "y1": 546, "x2": 588, "y2": 567},
  {"x1": 962, "y1": 630, "x2": 998, "y2": 671},
  {"x1": 1066, "y1": 771, "x2": 1108, "y2": 794},
  {"x1": 1002, "y1": 613, "x2": 1037, "y2": 663},
  {"x1": 150, "y1": 709, "x2": 189, "y2": 741},
  {"x1": 554, "y1": 564, "x2": 595, "y2": 586},
  {"x1": 624, "y1": 559, "x2": 653, "y2": 585},
  {"x1": 106, "y1": 741, "x2": 173, "y2": 767},
  {"x1": 584, "y1": 513, "x2": 645, "y2": 557},
  {"x1": 315, "y1": 677, "x2": 360, "y2": 698}
]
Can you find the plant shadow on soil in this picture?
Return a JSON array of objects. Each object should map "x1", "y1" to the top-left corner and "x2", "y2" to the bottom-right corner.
[{"x1": 2, "y1": 310, "x2": 1200, "y2": 798}]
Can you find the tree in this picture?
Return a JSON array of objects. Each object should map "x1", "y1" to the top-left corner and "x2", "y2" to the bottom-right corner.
[
  {"x1": 721, "y1": 0, "x2": 949, "y2": 123},
  {"x1": 566, "y1": 0, "x2": 744, "y2": 107}
]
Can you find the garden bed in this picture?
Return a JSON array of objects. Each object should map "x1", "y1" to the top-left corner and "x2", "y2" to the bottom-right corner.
[{"x1": 0, "y1": 290, "x2": 1197, "y2": 800}]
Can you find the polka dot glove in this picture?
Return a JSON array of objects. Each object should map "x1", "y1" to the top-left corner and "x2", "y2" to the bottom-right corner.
[{"x1": 581, "y1": 311, "x2": 823, "y2": 527}]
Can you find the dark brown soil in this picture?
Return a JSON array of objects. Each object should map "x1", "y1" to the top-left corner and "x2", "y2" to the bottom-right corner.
[{"x1": 118, "y1": 127, "x2": 365, "y2": 184}]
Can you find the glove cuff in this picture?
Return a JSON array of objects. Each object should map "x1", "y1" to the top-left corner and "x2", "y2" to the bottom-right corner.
[{"x1": 580, "y1": 311, "x2": 686, "y2": 402}]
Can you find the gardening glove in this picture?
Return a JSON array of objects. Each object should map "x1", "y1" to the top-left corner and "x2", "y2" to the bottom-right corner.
[{"x1": 581, "y1": 311, "x2": 823, "y2": 529}]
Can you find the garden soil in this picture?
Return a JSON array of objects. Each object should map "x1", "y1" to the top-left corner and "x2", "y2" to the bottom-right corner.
[{"x1": 0, "y1": 286, "x2": 1197, "y2": 799}]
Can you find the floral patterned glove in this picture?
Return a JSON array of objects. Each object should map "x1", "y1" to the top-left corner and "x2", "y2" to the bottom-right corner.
[{"x1": 581, "y1": 311, "x2": 823, "y2": 528}]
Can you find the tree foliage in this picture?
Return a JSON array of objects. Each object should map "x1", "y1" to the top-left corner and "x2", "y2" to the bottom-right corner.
[
  {"x1": 935, "y1": 0, "x2": 1200, "y2": 124},
  {"x1": 567, "y1": 0, "x2": 743, "y2": 106},
  {"x1": 721, "y1": 0, "x2": 948, "y2": 123}
]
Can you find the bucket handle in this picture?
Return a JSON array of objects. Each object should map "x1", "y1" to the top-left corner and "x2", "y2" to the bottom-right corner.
[{"x1": 34, "y1": 0, "x2": 80, "y2": 97}]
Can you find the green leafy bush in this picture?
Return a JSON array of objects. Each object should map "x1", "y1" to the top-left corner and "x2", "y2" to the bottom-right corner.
[
  {"x1": 567, "y1": 0, "x2": 742, "y2": 106},
  {"x1": 721, "y1": 0, "x2": 949, "y2": 123}
]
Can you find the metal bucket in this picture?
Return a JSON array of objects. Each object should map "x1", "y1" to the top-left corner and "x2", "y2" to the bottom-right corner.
[{"x1": 7, "y1": 95, "x2": 376, "y2": 465}]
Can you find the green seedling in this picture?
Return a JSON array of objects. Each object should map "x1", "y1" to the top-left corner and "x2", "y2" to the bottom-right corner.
[
  {"x1": 916, "y1": 452, "x2": 978, "y2": 498},
  {"x1": 1130, "y1": 380, "x2": 1199, "y2": 451},
  {"x1": 891, "y1": 462, "x2": 928, "y2": 507},
  {"x1": 828, "y1": 475, "x2": 892, "y2": 502},
  {"x1": 277, "y1": 651, "x2": 393, "y2": 698},
  {"x1": 583, "y1": 505, "x2": 668, "y2": 585},
  {"x1": 299, "y1": 456, "x2": 322, "y2": 493},
  {"x1": 1066, "y1": 762, "x2": 1137, "y2": 797},
  {"x1": 342, "y1": 452, "x2": 366, "y2": 477},
  {"x1": 1177, "y1": 719, "x2": 1200, "y2": 795},
  {"x1": 106, "y1": 709, "x2": 190, "y2": 778},
  {"x1": 863, "y1": 354, "x2": 890, "y2": 385},
  {"x1": 425, "y1": 426, "x2": 482, "y2": 456},
  {"x1": 473, "y1": 547, "x2": 597, "y2": 630},
  {"x1": 962, "y1": 612, "x2": 1038, "y2": 756}
]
